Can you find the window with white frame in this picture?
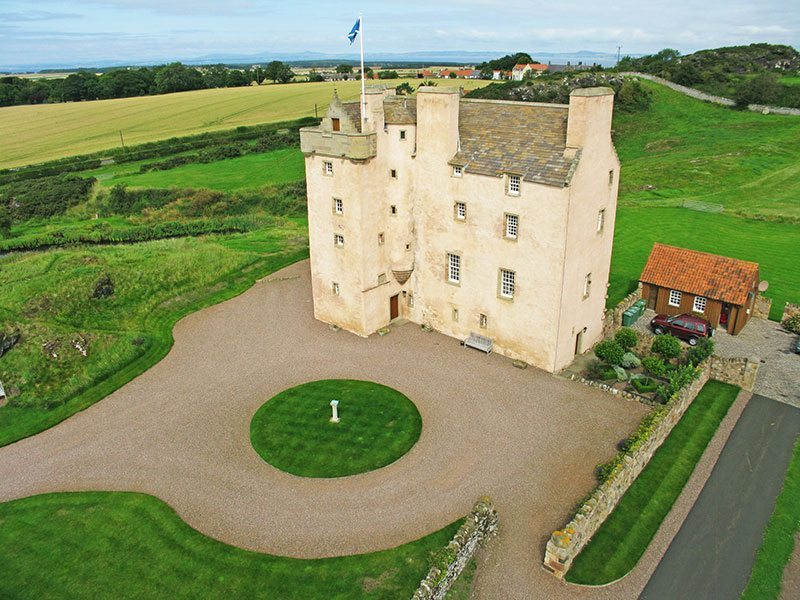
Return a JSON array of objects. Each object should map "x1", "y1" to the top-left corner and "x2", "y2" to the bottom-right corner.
[
  {"x1": 507, "y1": 174, "x2": 521, "y2": 195},
  {"x1": 505, "y1": 214, "x2": 518, "y2": 239},
  {"x1": 332, "y1": 282, "x2": 340, "y2": 295},
  {"x1": 453, "y1": 165, "x2": 463, "y2": 177},
  {"x1": 597, "y1": 209, "x2": 605, "y2": 233},
  {"x1": 668, "y1": 289, "x2": 682, "y2": 307},
  {"x1": 334, "y1": 233, "x2": 344, "y2": 247},
  {"x1": 693, "y1": 296, "x2": 707, "y2": 313},
  {"x1": 447, "y1": 253, "x2": 461, "y2": 283},
  {"x1": 333, "y1": 198, "x2": 343, "y2": 215},
  {"x1": 323, "y1": 161, "x2": 333, "y2": 176},
  {"x1": 583, "y1": 273, "x2": 592, "y2": 298},
  {"x1": 455, "y1": 201, "x2": 467, "y2": 221},
  {"x1": 499, "y1": 269, "x2": 515, "y2": 299}
]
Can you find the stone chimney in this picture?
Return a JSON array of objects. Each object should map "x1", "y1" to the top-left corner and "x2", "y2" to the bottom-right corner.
[
  {"x1": 415, "y1": 86, "x2": 460, "y2": 159},
  {"x1": 566, "y1": 87, "x2": 614, "y2": 151}
]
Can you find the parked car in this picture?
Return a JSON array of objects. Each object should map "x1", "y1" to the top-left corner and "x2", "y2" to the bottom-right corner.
[
  {"x1": 650, "y1": 313, "x2": 713, "y2": 346},
  {"x1": 793, "y1": 337, "x2": 800, "y2": 355}
]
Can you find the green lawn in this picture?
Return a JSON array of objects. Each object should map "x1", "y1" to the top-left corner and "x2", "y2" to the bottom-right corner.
[
  {"x1": 614, "y1": 80, "x2": 800, "y2": 219},
  {"x1": 610, "y1": 207, "x2": 800, "y2": 320},
  {"x1": 566, "y1": 380, "x2": 740, "y2": 585},
  {"x1": 0, "y1": 222, "x2": 308, "y2": 447},
  {"x1": 251, "y1": 380, "x2": 422, "y2": 478},
  {"x1": 742, "y1": 437, "x2": 800, "y2": 599},
  {"x1": 100, "y1": 147, "x2": 306, "y2": 192},
  {"x1": 0, "y1": 492, "x2": 457, "y2": 599}
]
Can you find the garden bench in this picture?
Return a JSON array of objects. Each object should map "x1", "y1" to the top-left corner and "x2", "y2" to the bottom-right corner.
[{"x1": 464, "y1": 332, "x2": 493, "y2": 354}]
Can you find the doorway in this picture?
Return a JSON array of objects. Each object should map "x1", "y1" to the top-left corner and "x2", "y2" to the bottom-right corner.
[
  {"x1": 575, "y1": 330, "x2": 584, "y2": 356},
  {"x1": 720, "y1": 303, "x2": 731, "y2": 327},
  {"x1": 389, "y1": 294, "x2": 399, "y2": 321}
]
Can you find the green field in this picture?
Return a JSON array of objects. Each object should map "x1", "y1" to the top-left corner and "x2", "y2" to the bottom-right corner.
[
  {"x1": 609, "y1": 207, "x2": 799, "y2": 319},
  {"x1": 567, "y1": 380, "x2": 740, "y2": 584},
  {"x1": 100, "y1": 147, "x2": 305, "y2": 192},
  {"x1": 613, "y1": 80, "x2": 800, "y2": 219},
  {"x1": 0, "y1": 79, "x2": 488, "y2": 169},
  {"x1": 0, "y1": 492, "x2": 458, "y2": 599}
]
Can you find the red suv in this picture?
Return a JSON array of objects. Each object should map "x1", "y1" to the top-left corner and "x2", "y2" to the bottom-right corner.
[{"x1": 650, "y1": 313, "x2": 713, "y2": 346}]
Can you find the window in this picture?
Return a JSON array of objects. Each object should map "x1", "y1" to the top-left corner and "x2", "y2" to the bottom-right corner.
[
  {"x1": 331, "y1": 118, "x2": 340, "y2": 132},
  {"x1": 583, "y1": 273, "x2": 592, "y2": 298},
  {"x1": 334, "y1": 233, "x2": 344, "y2": 248},
  {"x1": 333, "y1": 198, "x2": 343, "y2": 215},
  {"x1": 390, "y1": 169, "x2": 397, "y2": 179},
  {"x1": 378, "y1": 232, "x2": 385, "y2": 245},
  {"x1": 693, "y1": 296, "x2": 707, "y2": 313},
  {"x1": 504, "y1": 214, "x2": 518, "y2": 239},
  {"x1": 390, "y1": 205, "x2": 397, "y2": 215},
  {"x1": 668, "y1": 289, "x2": 682, "y2": 307},
  {"x1": 447, "y1": 253, "x2": 461, "y2": 284},
  {"x1": 479, "y1": 314, "x2": 488, "y2": 328},
  {"x1": 324, "y1": 161, "x2": 333, "y2": 176},
  {"x1": 377, "y1": 273, "x2": 387, "y2": 285},
  {"x1": 455, "y1": 202, "x2": 467, "y2": 221},
  {"x1": 453, "y1": 165, "x2": 463, "y2": 177},
  {"x1": 507, "y1": 174, "x2": 520, "y2": 196},
  {"x1": 405, "y1": 243, "x2": 411, "y2": 251},
  {"x1": 332, "y1": 282, "x2": 340, "y2": 295},
  {"x1": 608, "y1": 169, "x2": 614, "y2": 185},
  {"x1": 399, "y1": 130, "x2": 406, "y2": 140},
  {"x1": 499, "y1": 269, "x2": 515, "y2": 299},
  {"x1": 452, "y1": 307, "x2": 459, "y2": 321},
  {"x1": 597, "y1": 209, "x2": 605, "y2": 233}
]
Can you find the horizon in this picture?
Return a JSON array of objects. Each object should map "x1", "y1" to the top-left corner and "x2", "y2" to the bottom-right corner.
[{"x1": 0, "y1": 0, "x2": 797, "y2": 72}]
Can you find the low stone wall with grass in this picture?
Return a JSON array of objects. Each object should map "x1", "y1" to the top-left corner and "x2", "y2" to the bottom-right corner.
[
  {"x1": 753, "y1": 295, "x2": 773, "y2": 320},
  {"x1": 783, "y1": 302, "x2": 800, "y2": 322},
  {"x1": 710, "y1": 356, "x2": 759, "y2": 391},
  {"x1": 544, "y1": 362, "x2": 711, "y2": 578},
  {"x1": 412, "y1": 497, "x2": 498, "y2": 600},
  {"x1": 603, "y1": 286, "x2": 642, "y2": 338}
]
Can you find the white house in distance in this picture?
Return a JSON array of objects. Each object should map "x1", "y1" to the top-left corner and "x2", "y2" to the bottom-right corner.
[
  {"x1": 299, "y1": 85, "x2": 619, "y2": 372},
  {"x1": 511, "y1": 63, "x2": 549, "y2": 80}
]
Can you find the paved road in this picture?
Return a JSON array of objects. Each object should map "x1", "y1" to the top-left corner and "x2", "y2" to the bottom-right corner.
[{"x1": 640, "y1": 394, "x2": 800, "y2": 600}]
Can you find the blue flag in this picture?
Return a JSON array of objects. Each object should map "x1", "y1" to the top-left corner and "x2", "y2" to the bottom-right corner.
[{"x1": 347, "y1": 18, "x2": 360, "y2": 45}]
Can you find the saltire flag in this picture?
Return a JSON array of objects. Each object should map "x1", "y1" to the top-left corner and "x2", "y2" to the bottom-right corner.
[{"x1": 347, "y1": 18, "x2": 361, "y2": 45}]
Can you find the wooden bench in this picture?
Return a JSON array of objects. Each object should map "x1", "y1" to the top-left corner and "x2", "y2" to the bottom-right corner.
[{"x1": 464, "y1": 332, "x2": 493, "y2": 354}]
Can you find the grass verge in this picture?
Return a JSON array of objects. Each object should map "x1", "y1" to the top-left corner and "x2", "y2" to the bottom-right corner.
[
  {"x1": 741, "y1": 437, "x2": 800, "y2": 599},
  {"x1": 0, "y1": 491, "x2": 458, "y2": 599},
  {"x1": 250, "y1": 379, "x2": 422, "y2": 478},
  {"x1": 566, "y1": 380, "x2": 740, "y2": 584}
]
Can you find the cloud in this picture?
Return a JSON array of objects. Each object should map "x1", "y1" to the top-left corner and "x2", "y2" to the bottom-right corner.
[{"x1": 0, "y1": 10, "x2": 83, "y2": 22}]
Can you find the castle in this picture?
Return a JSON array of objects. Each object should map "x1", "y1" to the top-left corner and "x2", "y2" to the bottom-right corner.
[{"x1": 299, "y1": 85, "x2": 619, "y2": 372}]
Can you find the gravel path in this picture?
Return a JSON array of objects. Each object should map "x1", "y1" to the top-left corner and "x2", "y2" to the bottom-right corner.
[{"x1": 0, "y1": 260, "x2": 647, "y2": 598}]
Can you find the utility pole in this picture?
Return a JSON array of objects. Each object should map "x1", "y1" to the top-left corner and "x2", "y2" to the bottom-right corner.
[
  {"x1": 616, "y1": 44, "x2": 623, "y2": 66},
  {"x1": 119, "y1": 130, "x2": 126, "y2": 151}
]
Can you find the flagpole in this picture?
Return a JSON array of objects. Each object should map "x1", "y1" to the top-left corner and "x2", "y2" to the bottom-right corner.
[{"x1": 359, "y1": 13, "x2": 366, "y2": 128}]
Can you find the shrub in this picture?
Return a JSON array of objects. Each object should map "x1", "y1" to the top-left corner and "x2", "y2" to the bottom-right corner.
[
  {"x1": 594, "y1": 340, "x2": 625, "y2": 365},
  {"x1": 601, "y1": 368, "x2": 617, "y2": 381},
  {"x1": 656, "y1": 364, "x2": 701, "y2": 403},
  {"x1": 615, "y1": 327, "x2": 638, "y2": 351},
  {"x1": 613, "y1": 365, "x2": 628, "y2": 381},
  {"x1": 652, "y1": 334, "x2": 682, "y2": 360},
  {"x1": 686, "y1": 337, "x2": 714, "y2": 366},
  {"x1": 621, "y1": 352, "x2": 642, "y2": 369},
  {"x1": 642, "y1": 355, "x2": 667, "y2": 378},
  {"x1": 586, "y1": 360, "x2": 605, "y2": 380},
  {"x1": 1, "y1": 175, "x2": 96, "y2": 221},
  {"x1": 783, "y1": 314, "x2": 800, "y2": 335},
  {"x1": 631, "y1": 377, "x2": 659, "y2": 394}
]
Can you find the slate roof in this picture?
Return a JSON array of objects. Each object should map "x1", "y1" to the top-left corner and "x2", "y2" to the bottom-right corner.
[
  {"x1": 452, "y1": 99, "x2": 574, "y2": 187},
  {"x1": 340, "y1": 101, "x2": 362, "y2": 132},
  {"x1": 640, "y1": 243, "x2": 759, "y2": 305},
  {"x1": 383, "y1": 96, "x2": 417, "y2": 124}
]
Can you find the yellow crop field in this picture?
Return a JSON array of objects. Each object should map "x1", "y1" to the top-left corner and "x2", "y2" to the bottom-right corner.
[{"x1": 0, "y1": 79, "x2": 490, "y2": 169}]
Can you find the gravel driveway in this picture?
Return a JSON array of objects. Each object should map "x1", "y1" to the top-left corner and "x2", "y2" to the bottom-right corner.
[{"x1": 0, "y1": 260, "x2": 648, "y2": 599}]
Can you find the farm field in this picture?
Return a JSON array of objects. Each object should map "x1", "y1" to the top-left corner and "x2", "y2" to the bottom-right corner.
[
  {"x1": 613, "y1": 80, "x2": 800, "y2": 219},
  {"x1": 0, "y1": 78, "x2": 489, "y2": 169},
  {"x1": 0, "y1": 492, "x2": 460, "y2": 599}
]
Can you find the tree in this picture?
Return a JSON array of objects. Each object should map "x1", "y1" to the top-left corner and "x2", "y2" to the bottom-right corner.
[
  {"x1": 479, "y1": 66, "x2": 494, "y2": 80},
  {"x1": 263, "y1": 61, "x2": 294, "y2": 84},
  {"x1": 651, "y1": 334, "x2": 682, "y2": 360},
  {"x1": 477, "y1": 52, "x2": 533, "y2": 72},
  {"x1": 448, "y1": 71, "x2": 458, "y2": 79},
  {"x1": 378, "y1": 70, "x2": 399, "y2": 79},
  {"x1": 226, "y1": 70, "x2": 250, "y2": 87},
  {"x1": 336, "y1": 64, "x2": 353, "y2": 74},
  {"x1": 396, "y1": 82, "x2": 414, "y2": 95},
  {"x1": 153, "y1": 63, "x2": 204, "y2": 94},
  {"x1": 614, "y1": 327, "x2": 638, "y2": 351},
  {"x1": 594, "y1": 340, "x2": 625, "y2": 366},
  {"x1": 307, "y1": 70, "x2": 325, "y2": 83},
  {"x1": 202, "y1": 65, "x2": 230, "y2": 89}
]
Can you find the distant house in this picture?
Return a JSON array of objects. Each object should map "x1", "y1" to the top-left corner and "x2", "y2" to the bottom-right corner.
[
  {"x1": 492, "y1": 70, "x2": 504, "y2": 80},
  {"x1": 640, "y1": 243, "x2": 761, "y2": 335},
  {"x1": 511, "y1": 63, "x2": 548, "y2": 81},
  {"x1": 438, "y1": 68, "x2": 479, "y2": 79}
]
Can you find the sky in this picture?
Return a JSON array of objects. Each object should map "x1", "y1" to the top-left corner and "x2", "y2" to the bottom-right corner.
[{"x1": 0, "y1": 0, "x2": 797, "y2": 69}]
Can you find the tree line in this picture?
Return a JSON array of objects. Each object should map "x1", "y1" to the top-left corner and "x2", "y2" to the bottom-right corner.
[{"x1": 0, "y1": 62, "x2": 296, "y2": 107}]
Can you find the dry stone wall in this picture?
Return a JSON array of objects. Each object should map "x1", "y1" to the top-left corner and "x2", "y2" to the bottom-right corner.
[
  {"x1": 709, "y1": 356, "x2": 759, "y2": 391},
  {"x1": 602, "y1": 285, "x2": 642, "y2": 338},
  {"x1": 544, "y1": 363, "x2": 711, "y2": 578},
  {"x1": 783, "y1": 302, "x2": 800, "y2": 322},
  {"x1": 753, "y1": 295, "x2": 773, "y2": 320},
  {"x1": 412, "y1": 498, "x2": 498, "y2": 600}
]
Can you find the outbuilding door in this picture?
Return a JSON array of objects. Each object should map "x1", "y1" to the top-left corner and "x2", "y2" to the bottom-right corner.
[{"x1": 389, "y1": 294, "x2": 399, "y2": 321}]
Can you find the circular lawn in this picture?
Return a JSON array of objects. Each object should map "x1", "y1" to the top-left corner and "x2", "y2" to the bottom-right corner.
[{"x1": 250, "y1": 379, "x2": 422, "y2": 478}]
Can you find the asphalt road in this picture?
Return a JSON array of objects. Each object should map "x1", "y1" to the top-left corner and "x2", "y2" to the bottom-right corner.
[{"x1": 640, "y1": 394, "x2": 800, "y2": 600}]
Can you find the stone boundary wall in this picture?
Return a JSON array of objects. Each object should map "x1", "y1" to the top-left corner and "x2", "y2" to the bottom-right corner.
[
  {"x1": 620, "y1": 72, "x2": 800, "y2": 116},
  {"x1": 602, "y1": 285, "x2": 642, "y2": 338},
  {"x1": 782, "y1": 302, "x2": 800, "y2": 323},
  {"x1": 709, "y1": 356, "x2": 759, "y2": 392},
  {"x1": 544, "y1": 363, "x2": 711, "y2": 578},
  {"x1": 412, "y1": 498, "x2": 498, "y2": 600},
  {"x1": 753, "y1": 295, "x2": 773, "y2": 320}
]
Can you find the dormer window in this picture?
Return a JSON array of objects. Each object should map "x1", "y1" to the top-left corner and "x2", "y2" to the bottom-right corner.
[
  {"x1": 453, "y1": 165, "x2": 463, "y2": 177},
  {"x1": 332, "y1": 118, "x2": 340, "y2": 132},
  {"x1": 507, "y1": 174, "x2": 520, "y2": 196}
]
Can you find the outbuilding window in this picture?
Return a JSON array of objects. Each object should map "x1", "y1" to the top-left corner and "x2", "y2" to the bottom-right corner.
[
  {"x1": 693, "y1": 296, "x2": 707, "y2": 313},
  {"x1": 668, "y1": 289, "x2": 682, "y2": 307}
]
